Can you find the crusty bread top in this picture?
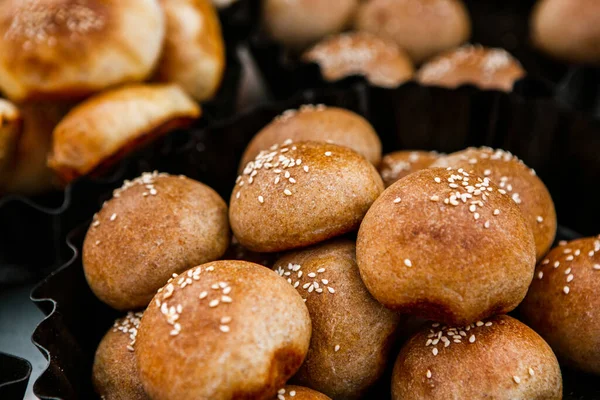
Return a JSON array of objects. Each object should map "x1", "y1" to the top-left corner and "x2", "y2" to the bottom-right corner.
[{"x1": 378, "y1": 150, "x2": 440, "y2": 187}]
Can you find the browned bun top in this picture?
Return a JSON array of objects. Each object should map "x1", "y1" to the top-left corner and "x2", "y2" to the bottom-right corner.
[
  {"x1": 83, "y1": 172, "x2": 229, "y2": 310},
  {"x1": 521, "y1": 236, "x2": 600, "y2": 375},
  {"x1": 136, "y1": 260, "x2": 311, "y2": 400},
  {"x1": 354, "y1": 0, "x2": 471, "y2": 64},
  {"x1": 48, "y1": 84, "x2": 201, "y2": 184},
  {"x1": 391, "y1": 315, "x2": 562, "y2": 400},
  {"x1": 379, "y1": 150, "x2": 440, "y2": 187},
  {"x1": 93, "y1": 312, "x2": 149, "y2": 400},
  {"x1": 230, "y1": 140, "x2": 384, "y2": 253},
  {"x1": 239, "y1": 105, "x2": 382, "y2": 169},
  {"x1": 357, "y1": 167, "x2": 536, "y2": 325},
  {"x1": 0, "y1": 0, "x2": 165, "y2": 101},
  {"x1": 273, "y1": 385, "x2": 332, "y2": 400},
  {"x1": 416, "y1": 45, "x2": 525, "y2": 91},
  {"x1": 302, "y1": 32, "x2": 414, "y2": 88},
  {"x1": 531, "y1": 0, "x2": 600, "y2": 65},
  {"x1": 0, "y1": 99, "x2": 22, "y2": 177}
]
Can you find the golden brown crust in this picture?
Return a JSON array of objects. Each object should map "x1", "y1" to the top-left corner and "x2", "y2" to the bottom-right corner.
[
  {"x1": 0, "y1": 0, "x2": 165, "y2": 101},
  {"x1": 136, "y1": 260, "x2": 312, "y2": 400},
  {"x1": 48, "y1": 84, "x2": 201, "y2": 183},
  {"x1": 83, "y1": 172, "x2": 229, "y2": 310},
  {"x1": 356, "y1": 167, "x2": 536, "y2": 325},
  {"x1": 521, "y1": 236, "x2": 600, "y2": 375},
  {"x1": 391, "y1": 315, "x2": 562, "y2": 399},
  {"x1": 0, "y1": 99, "x2": 22, "y2": 177},
  {"x1": 273, "y1": 385, "x2": 331, "y2": 400},
  {"x1": 230, "y1": 141, "x2": 384, "y2": 253},
  {"x1": 156, "y1": 0, "x2": 225, "y2": 102},
  {"x1": 239, "y1": 105, "x2": 382, "y2": 169},
  {"x1": 302, "y1": 32, "x2": 414, "y2": 88},
  {"x1": 416, "y1": 45, "x2": 525, "y2": 91},
  {"x1": 354, "y1": 0, "x2": 471, "y2": 64},
  {"x1": 379, "y1": 150, "x2": 440, "y2": 187}
]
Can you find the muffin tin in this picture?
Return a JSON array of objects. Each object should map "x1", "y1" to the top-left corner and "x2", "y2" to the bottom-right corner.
[{"x1": 0, "y1": 353, "x2": 31, "y2": 400}]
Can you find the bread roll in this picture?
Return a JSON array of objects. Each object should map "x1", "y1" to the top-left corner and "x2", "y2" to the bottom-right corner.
[
  {"x1": 379, "y1": 150, "x2": 440, "y2": 187},
  {"x1": 0, "y1": 99, "x2": 21, "y2": 177},
  {"x1": 273, "y1": 386, "x2": 331, "y2": 400}
]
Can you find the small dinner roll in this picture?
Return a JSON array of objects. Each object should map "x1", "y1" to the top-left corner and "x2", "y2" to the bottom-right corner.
[
  {"x1": 0, "y1": 99, "x2": 22, "y2": 177},
  {"x1": 0, "y1": 0, "x2": 165, "y2": 101},
  {"x1": 302, "y1": 32, "x2": 414, "y2": 88},
  {"x1": 48, "y1": 84, "x2": 200, "y2": 183},
  {"x1": 391, "y1": 315, "x2": 562, "y2": 400},
  {"x1": 273, "y1": 386, "x2": 331, "y2": 400},
  {"x1": 136, "y1": 260, "x2": 311, "y2": 400},
  {"x1": 379, "y1": 150, "x2": 440, "y2": 187}
]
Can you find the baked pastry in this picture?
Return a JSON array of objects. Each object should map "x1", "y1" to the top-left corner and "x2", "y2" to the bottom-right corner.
[
  {"x1": 432, "y1": 147, "x2": 556, "y2": 261},
  {"x1": 0, "y1": 99, "x2": 21, "y2": 177},
  {"x1": 136, "y1": 260, "x2": 311, "y2": 400},
  {"x1": 156, "y1": 0, "x2": 225, "y2": 102},
  {"x1": 272, "y1": 386, "x2": 331, "y2": 400},
  {"x1": 302, "y1": 32, "x2": 414, "y2": 88},
  {"x1": 520, "y1": 237, "x2": 600, "y2": 375},
  {"x1": 274, "y1": 240, "x2": 400, "y2": 399},
  {"x1": 354, "y1": 0, "x2": 471, "y2": 64},
  {"x1": 230, "y1": 140, "x2": 384, "y2": 253},
  {"x1": 0, "y1": 0, "x2": 165, "y2": 101},
  {"x1": 239, "y1": 105, "x2": 382, "y2": 169},
  {"x1": 93, "y1": 312, "x2": 148, "y2": 400},
  {"x1": 357, "y1": 167, "x2": 536, "y2": 325},
  {"x1": 379, "y1": 150, "x2": 440, "y2": 187},
  {"x1": 83, "y1": 172, "x2": 229, "y2": 310},
  {"x1": 48, "y1": 84, "x2": 200, "y2": 183},
  {"x1": 391, "y1": 315, "x2": 562, "y2": 399},
  {"x1": 416, "y1": 45, "x2": 525, "y2": 91}
]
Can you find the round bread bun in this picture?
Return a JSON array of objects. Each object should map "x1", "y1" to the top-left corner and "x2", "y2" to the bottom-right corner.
[
  {"x1": 0, "y1": 0, "x2": 165, "y2": 102},
  {"x1": 155, "y1": 0, "x2": 225, "y2": 102},
  {"x1": 357, "y1": 167, "x2": 536, "y2": 325},
  {"x1": 48, "y1": 84, "x2": 201, "y2": 184},
  {"x1": 239, "y1": 105, "x2": 382, "y2": 169},
  {"x1": 391, "y1": 315, "x2": 562, "y2": 399},
  {"x1": 416, "y1": 45, "x2": 525, "y2": 91},
  {"x1": 136, "y1": 260, "x2": 312, "y2": 400},
  {"x1": 83, "y1": 172, "x2": 229, "y2": 310},
  {"x1": 354, "y1": 0, "x2": 471, "y2": 64},
  {"x1": 302, "y1": 32, "x2": 414, "y2": 88},
  {"x1": 273, "y1": 386, "x2": 331, "y2": 400},
  {"x1": 0, "y1": 99, "x2": 22, "y2": 177},
  {"x1": 262, "y1": 0, "x2": 359, "y2": 51},
  {"x1": 230, "y1": 140, "x2": 384, "y2": 253},
  {"x1": 520, "y1": 236, "x2": 600, "y2": 375},
  {"x1": 431, "y1": 147, "x2": 556, "y2": 261},
  {"x1": 531, "y1": 0, "x2": 600, "y2": 65},
  {"x1": 93, "y1": 312, "x2": 148, "y2": 400},
  {"x1": 379, "y1": 150, "x2": 440, "y2": 187},
  {"x1": 273, "y1": 240, "x2": 400, "y2": 399}
]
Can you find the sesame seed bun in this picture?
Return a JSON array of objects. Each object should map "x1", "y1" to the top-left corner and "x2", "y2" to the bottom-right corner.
[
  {"x1": 416, "y1": 45, "x2": 525, "y2": 92},
  {"x1": 83, "y1": 172, "x2": 229, "y2": 310},
  {"x1": 302, "y1": 32, "x2": 414, "y2": 88},
  {"x1": 0, "y1": 99, "x2": 22, "y2": 178},
  {"x1": 230, "y1": 141, "x2": 384, "y2": 253},
  {"x1": 379, "y1": 150, "x2": 440, "y2": 188},
  {"x1": 431, "y1": 147, "x2": 556, "y2": 261},
  {"x1": 239, "y1": 105, "x2": 382, "y2": 170},
  {"x1": 354, "y1": 0, "x2": 471, "y2": 64},
  {"x1": 273, "y1": 385, "x2": 331, "y2": 400},
  {"x1": 357, "y1": 167, "x2": 536, "y2": 325},
  {"x1": 155, "y1": 0, "x2": 225, "y2": 102},
  {"x1": 136, "y1": 260, "x2": 312, "y2": 400},
  {"x1": 92, "y1": 312, "x2": 149, "y2": 400},
  {"x1": 48, "y1": 84, "x2": 201, "y2": 184},
  {"x1": 273, "y1": 240, "x2": 401, "y2": 399},
  {"x1": 520, "y1": 237, "x2": 600, "y2": 375},
  {"x1": 0, "y1": 0, "x2": 165, "y2": 101},
  {"x1": 391, "y1": 315, "x2": 562, "y2": 399}
]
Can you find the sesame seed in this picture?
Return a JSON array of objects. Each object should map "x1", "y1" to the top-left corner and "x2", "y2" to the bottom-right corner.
[
  {"x1": 394, "y1": 197, "x2": 402, "y2": 203},
  {"x1": 536, "y1": 216, "x2": 543, "y2": 223},
  {"x1": 484, "y1": 221, "x2": 490, "y2": 229},
  {"x1": 221, "y1": 296, "x2": 232, "y2": 303},
  {"x1": 434, "y1": 177, "x2": 441, "y2": 183},
  {"x1": 432, "y1": 348, "x2": 438, "y2": 356},
  {"x1": 110, "y1": 213, "x2": 117, "y2": 221},
  {"x1": 554, "y1": 261, "x2": 560, "y2": 268},
  {"x1": 404, "y1": 259, "x2": 412, "y2": 267},
  {"x1": 209, "y1": 299, "x2": 219, "y2": 307},
  {"x1": 334, "y1": 345, "x2": 340, "y2": 352},
  {"x1": 278, "y1": 388, "x2": 286, "y2": 395},
  {"x1": 199, "y1": 291, "x2": 208, "y2": 299},
  {"x1": 593, "y1": 264, "x2": 600, "y2": 270},
  {"x1": 513, "y1": 376, "x2": 521, "y2": 384},
  {"x1": 476, "y1": 321, "x2": 484, "y2": 327},
  {"x1": 258, "y1": 195, "x2": 264, "y2": 203},
  {"x1": 537, "y1": 271, "x2": 543, "y2": 279},
  {"x1": 563, "y1": 286, "x2": 570, "y2": 294},
  {"x1": 574, "y1": 249, "x2": 581, "y2": 256},
  {"x1": 219, "y1": 325, "x2": 230, "y2": 332},
  {"x1": 567, "y1": 274, "x2": 574, "y2": 282},
  {"x1": 284, "y1": 189, "x2": 292, "y2": 196},
  {"x1": 469, "y1": 335, "x2": 476, "y2": 343},
  {"x1": 290, "y1": 391, "x2": 296, "y2": 397},
  {"x1": 325, "y1": 151, "x2": 332, "y2": 156},
  {"x1": 493, "y1": 209, "x2": 500, "y2": 216},
  {"x1": 427, "y1": 370, "x2": 432, "y2": 379},
  {"x1": 278, "y1": 395, "x2": 285, "y2": 400},
  {"x1": 430, "y1": 195, "x2": 439, "y2": 201},
  {"x1": 303, "y1": 166, "x2": 309, "y2": 172},
  {"x1": 565, "y1": 268, "x2": 571, "y2": 274},
  {"x1": 474, "y1": 213, "x2": 480, "y2": 220},
  {"x1": 485, "y1": 322, "x2": 493, "y2": 327},
  {"x1": 529, "y1": 368, "x2": 535, "y2": 376},
  {"x1": 221, "y1": 316, "x2": 232, "y2": 324},
  {"x1": 322, "y1": 279, "x2": 328, "y2": 284},
  {"x1": 484, "y1": 169, "x2": 491, "y2": 176},
  {"x1": 223, "y1": 287, "x2": 232, "y2": 295},
  {"x1": 327, "y1": 287, "x2": 335, "y2": 293},
  {"x1": 542, "y1": 259, "x2": 549, "y2": 265}
]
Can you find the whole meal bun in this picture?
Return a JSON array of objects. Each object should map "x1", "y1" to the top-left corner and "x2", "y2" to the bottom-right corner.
[
  {"x1": 379, "y1": 150, "x2": 440, "y2": 187},
  {"x1": 262, "y1": 0, "x2": 358, "y2": 50},
  {"x1": 520, "y1": 237, "x2": 600, "y2": 375},
  {"x1": 416, "y1": 45, "x2": 525, "y2": 91},
  {"x1": 357, "y1": 167, "x2": 536, "y2": 325},
  {"x1": 48, "y1": 84, "x2": 200, "y2": 183},
  {"x1": 354, "y1": 0, "x2": 471, "y2": 64},
  {"x1": 93, "y1": 312, "x2": 148, "y2": 400},
  {"x1": 136, "y1": 260, "x2": 312, "y2": 400},
  {"x1": 0, "y1": 99, "x2": 21, "y2": 177},
  {"x1": 391, "y1": 315, "x2": 562, "y2": 399},
  {"x1": 239, "y1": 105, "x2": 382, "y2": 169},
  {"x1": 431, "y1": 147, "x2": 556, "y2": 261},
  {"x1": 274, "y1": 240, "x2": 400, "y2": 399},
  {"x1": 230, "y1": 140, "x2": 384, "y2": 253},
  {"x1": 83, "y1": 172, "x2": 229, "y2": 310},
  {"x1": 273, "y1": 386, "x2": 331, "y2": 400},
  {"x1": 0, "y1": 0, "x2": 165, "y2": 101},
  {"x1": 302, "y1": 32, "x2": 414, "y2": 88},
  {"x1": 156, "y1": 0, "x2": 225, "y2": 102}
]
